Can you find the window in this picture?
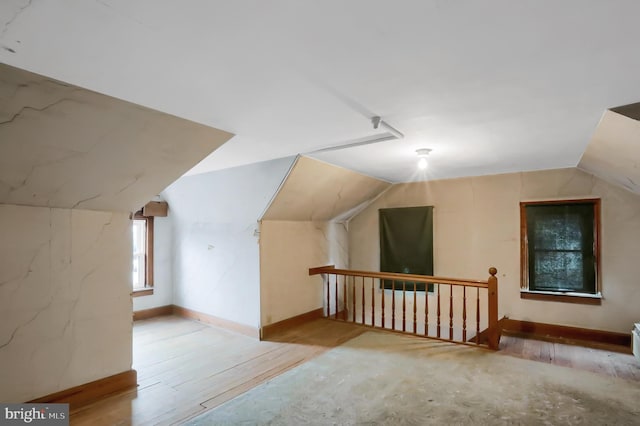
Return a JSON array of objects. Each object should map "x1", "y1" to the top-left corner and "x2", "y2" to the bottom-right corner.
[
  {"x1": 520, "y1": 199, "x2": 600, "y2": 304},
  {"x1": 379, "y1": 206, "x2": 434, "y2": 291},
  {"x1": 132, "y1": 211, "x2": 154, "y2": 294}
]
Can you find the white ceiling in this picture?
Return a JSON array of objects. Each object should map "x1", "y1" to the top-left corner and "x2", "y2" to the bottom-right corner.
[{"x1": 1, "y1": 0, "x2": 639, "y2": 183}]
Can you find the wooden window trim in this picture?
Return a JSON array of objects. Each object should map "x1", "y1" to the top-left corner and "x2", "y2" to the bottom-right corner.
[
  {"x1": 520, "y1": 290, "x2": 601, "y2": 305},
  {"x1": 132, "y1": 288, "x2": 154, "y2": 297},
  {"x1": 519, "y1": 198, "x2": 601, "y2": 303},
  {"x1": 133, "y1": 212, "x2": 154, "y2": 288}
]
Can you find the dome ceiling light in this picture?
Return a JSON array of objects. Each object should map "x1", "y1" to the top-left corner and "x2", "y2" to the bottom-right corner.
[{"x1": 416, "y1": 148, "x2": 432, "y2": 170}]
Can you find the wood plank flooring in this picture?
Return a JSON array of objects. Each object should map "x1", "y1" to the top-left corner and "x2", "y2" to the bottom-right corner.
[
  {"x1": 70, "y1": 316, "x2": 365, "y2": 425},
  {"x1": 70, "y1": 316, "x2": 640, "y2": 425},
  {"x1": 499, "y1": 334, "x2": 640, "y2": 382}
]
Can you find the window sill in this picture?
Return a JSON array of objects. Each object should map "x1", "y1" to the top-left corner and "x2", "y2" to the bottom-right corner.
[
  {"x1": 132, "y1": 288, "x2": 154, "y2": 298},
  {"x1": 520, "y1": 290, "x2": 601, "y2": 305}
]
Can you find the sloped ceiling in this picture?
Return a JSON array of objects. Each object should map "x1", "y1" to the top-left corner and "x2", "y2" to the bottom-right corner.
[
  {"x1": 0, "y1": 63, "x2": 233, "y2": 211},
  {"x1": 261, "y1": 156, "x2": 391, "y2": 221},
  {"x1": 2, "y1": 1, "x2": 640, "y2": 183},
  {"x1": 578, "y1": 110, "x2": 640, "y2": 194}
]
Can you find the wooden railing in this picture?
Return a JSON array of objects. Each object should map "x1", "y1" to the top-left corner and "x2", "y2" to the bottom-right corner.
[{"x1": 309, "y1": 266, "x2": 500, "y2": 350}]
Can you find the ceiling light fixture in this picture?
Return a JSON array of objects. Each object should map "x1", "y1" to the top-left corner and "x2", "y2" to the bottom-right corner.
[{"x1": 416, "y1": 148, "x2": 432, "y2": 170}]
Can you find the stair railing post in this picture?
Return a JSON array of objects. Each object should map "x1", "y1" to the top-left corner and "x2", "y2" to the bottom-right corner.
[{"x1": 487, "y1": 267, "x2": 499, "y2": 350}]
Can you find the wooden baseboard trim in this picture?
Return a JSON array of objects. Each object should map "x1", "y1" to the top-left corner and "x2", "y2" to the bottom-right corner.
[
  {"x1": 28, "y1": 370, "x2": 137, "y2": 411},
  {"x1": 261, "y1": 308, "x2": 324, "y2": 339},
  {"x1": 502, "y1": 318, "x2": 631, "y2": 353},
  {"x1": 172, "y1": 305, "x2": 260, "y2": 339},
  {"x1": 133, "y1": 304, "x2": 173, "y2": 321}
]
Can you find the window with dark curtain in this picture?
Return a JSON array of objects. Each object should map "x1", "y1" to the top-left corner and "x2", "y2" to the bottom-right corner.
[
  {"x1": 379, "y1": 206, "x2": 434, "y2": 291},
  {"x1": 522, "y1": 201, "x2": 598, "y2": 294}
]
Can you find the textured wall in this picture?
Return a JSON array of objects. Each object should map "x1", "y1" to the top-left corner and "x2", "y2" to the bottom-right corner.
[
  {"x1": 0, "y1": 63, "x2": 233, "y2": 212},
  {"x1": 0, "y1": 205, "x2": 132, "y2": 402},
  {"x1": 349, "y1": 168, "x2": 640, "y2": 333}
]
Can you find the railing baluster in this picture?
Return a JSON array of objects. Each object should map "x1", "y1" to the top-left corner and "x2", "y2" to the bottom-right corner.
[
  {"x1": 402, "y1": 281, "x2": 406, "y2": 332},
  {"x1": 352, "y1": 275, "x2": 356, "y2": 322},
  {"x1": 476, "y1": 287, "x2": 480, "y2": 344},
  {"x1": 449, "y1": 284, "x2": 454, "y2": 339},
  {"x1": 413, "y1": 281, "x2": 417, "y2": 334},
  {"x1": 326, "y1": 274, "x2": 331, "y2": 317},
  {"x1": 371, "y1": 277, "x2": 375, "y2": 326},
  {"x1": 308, "y1": 266, "x2": 498, "y2": 348},
  {"x1": 392, "y1": 280, "x2": 396, "y2": 331},
  {"x1": 335, "y1": 274, "x2": 339, "y2": 320},
  {"x1": 463, "y1": 286, "x2": 467, "y2": 342},
  {"x1": 343, "y1": 275, "x2": 347, "y2": 320},
  {"x1": 381, "y1": 279, "x2": 385, "y2": 328},
  {"x1": 424, "y1": 283, "x2": 429, "y2": 336},
  {"x1": 437, "y1": 283, "x2": 441, "y2": 338},
  {"x1": 361, "y1": 276, "x2": 365, "y2": 324}
]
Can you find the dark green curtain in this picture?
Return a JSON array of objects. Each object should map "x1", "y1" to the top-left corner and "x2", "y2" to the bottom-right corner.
[
  {"x1": 525, "y1": 203, "x2": 595, "y2": 293},
  {"x1": 379, "y1": 206, "x2": 434, "y2": 291}
]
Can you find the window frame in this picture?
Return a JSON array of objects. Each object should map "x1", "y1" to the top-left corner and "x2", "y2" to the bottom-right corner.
[
  {"x1": 519, "y1": 198, "x2": 601, "y2": 305},
  {"x1": 132, "y1": 211, "x2": 154, "y2": 297}
]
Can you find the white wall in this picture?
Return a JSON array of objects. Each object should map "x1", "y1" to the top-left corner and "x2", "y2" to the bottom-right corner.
[
  {"x1": 161, "y1": 158, "x2": 295, "y2": 330},
  {"x1": 260, "y1": 220, "x2": 348, "y2": 326},
  {"x1": 132, "y1": 215, "x2": 173, "y2": 311},
  {"x1": 349, "y1": 168, "x2": 640, "y2": 334},
  {"x1": 0, "y1": 205, "x2": 132, "y2": 402}
]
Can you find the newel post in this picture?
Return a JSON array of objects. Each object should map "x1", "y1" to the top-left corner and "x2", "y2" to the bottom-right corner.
[{"x1": 487, "y1": 267, "x2": 499, "y2": 350}]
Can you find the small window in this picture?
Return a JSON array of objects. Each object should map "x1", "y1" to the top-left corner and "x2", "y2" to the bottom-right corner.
[
  {"x1": 132, "y1": 212, "x2": 153, "y2": 291},
  {"x1": 520, "y1": 199, "x2": 600, "y2": 302}
]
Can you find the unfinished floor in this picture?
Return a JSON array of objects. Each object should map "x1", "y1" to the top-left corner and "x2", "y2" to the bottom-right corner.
[{"x1": 70, "y1": 316, "x2": 640, "y2": 425}]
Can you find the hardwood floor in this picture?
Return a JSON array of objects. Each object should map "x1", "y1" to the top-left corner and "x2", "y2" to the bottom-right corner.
[
  {"x1": 70, "y1": 316, "x2": 640, "y2": 425},
  {"x1": 499, "y1": 334, "x2": 640, "y2": 382},
  {"x1": 70, "y1": 316, "x2": 365, "y2": 425}
]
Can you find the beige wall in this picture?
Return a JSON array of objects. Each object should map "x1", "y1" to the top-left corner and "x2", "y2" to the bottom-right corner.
[
  {"x1": 260, "y1": 220, "x2": 348, "y2": 326},
  {"x1": 262, "y1": 156, "x2": 391, "y2": 221},
  {"x1": 0, "y1": 205, "x2": 132, "y2": 402},
  {"x1": 349, "y1": 168, "x2": 640, "y2": 333},
  {"x1": 259, "y1": 156, "x2": 388, "y2": 328}
]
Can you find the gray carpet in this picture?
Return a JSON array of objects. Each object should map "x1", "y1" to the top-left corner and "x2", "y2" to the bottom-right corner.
[{"x1": 186, "y1": 331, "x2": 640, "y2": 425}]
